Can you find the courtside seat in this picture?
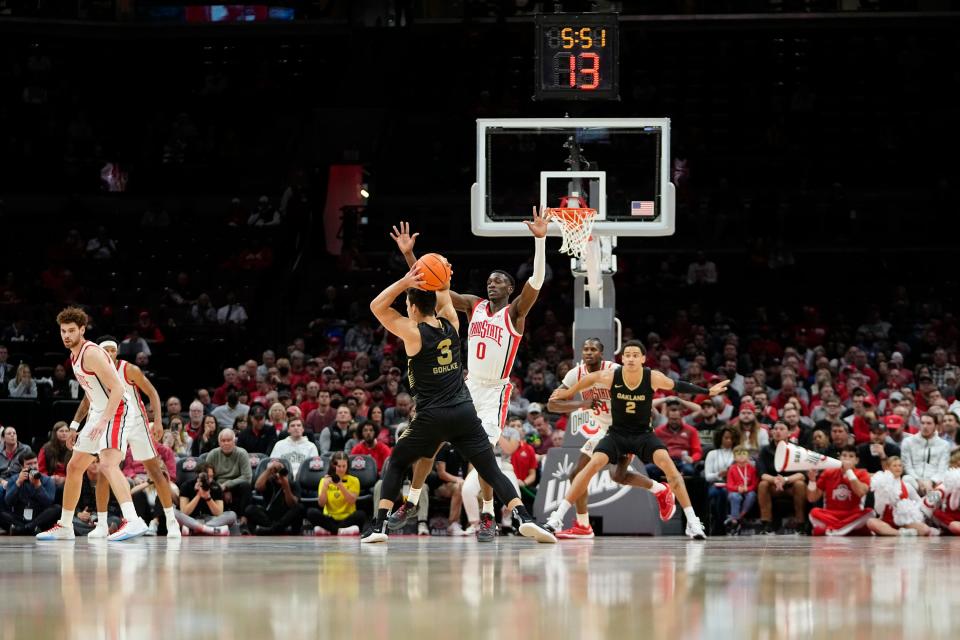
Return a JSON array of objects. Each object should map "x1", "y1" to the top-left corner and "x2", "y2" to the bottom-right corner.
[
  {"x1": 348, "y1": 454, "x2": 377, "y2": 513},
  {"x1": 297, "y1": 456, "x2": 328, "y2": 505}
]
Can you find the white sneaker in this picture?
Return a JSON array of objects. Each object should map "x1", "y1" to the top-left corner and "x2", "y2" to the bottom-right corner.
[
  {"x1": 181, "y1": 525, "x2": 191, "y2": 537},
  {"x1": 463, "y1": 524, "x2": 479, "y2": 536},
  {"x1": 165, "y1": 523, "x2": 182, "y2": 539},
  {"x1": 313, "y1": 526, "x2": 332, "y2": 536},
  {"x1": 417, "y1": 522, "x2": 430, "y2": 536},
  {"x1": 685, "y1": 518, "x2": 707, "y2": 540},
  {"x1": 36, "y1": 522, "x2": 75, "y2": 541},
  {"x1": 87, "y1": 526, "x2": 109, "y2": 539},
  {"x1": 360, "y1": 525, "x2": 388, "y2": 544},
  {"x1": 337, "y1": 525, "x2": 360, "y2": 536},
  {"x1": 448, "y1": 522, "x2": 469, "y2": 536},
  {"x1": 899, "y1": 528, "x2": 918, "y2": 537},
  {"x1": 107, "y1": 517, "x2": 149, "y2": 542}
]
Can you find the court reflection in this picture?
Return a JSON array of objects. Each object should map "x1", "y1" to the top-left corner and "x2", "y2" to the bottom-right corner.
[{"x1": 2, "y1": 537, "x2": 959, "y2": 640}]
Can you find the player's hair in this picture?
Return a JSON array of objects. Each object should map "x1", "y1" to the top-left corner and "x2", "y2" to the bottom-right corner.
[
  {"x1": 490, "y1": 270, "x2": 516, "y2": 289},
  {"x1": 621, "y1": 340, "x2": 646, "y2": 355},
  {"x1": 56, "y1": 306, "x2": 88, "y2": 327},
  {"x1": 406, "y1": 288, "x2": 437, "y2": 317},
  {"x1": 96, "y1": 334, "x2": 118, "y2": 344},
  {"x1": 584, "y1": 337, "x2": 605, "y2": 352},
  {"x1": 840, "y1": 445, "x2": 858, "y2": 455}
]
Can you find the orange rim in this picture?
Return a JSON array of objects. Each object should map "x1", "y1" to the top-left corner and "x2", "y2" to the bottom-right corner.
[{"x1": 545, "y1": 207, "x2": 597, "y2": 224}]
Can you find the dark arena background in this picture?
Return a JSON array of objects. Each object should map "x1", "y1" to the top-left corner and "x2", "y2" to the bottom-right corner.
[{"x1": 2, "y1": 2, "x2": 960, "y2": 639}]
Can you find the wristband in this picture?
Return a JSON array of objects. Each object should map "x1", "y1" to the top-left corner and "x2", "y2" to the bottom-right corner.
[
  {"x1": 844, "y1": 469, "x2": 857, "y2": 482},
  {"x1": 675, "y1": 381, "x2": 709, "y2": 395},
  {"x1": 807, "y1": 482, "x2": 817, "y2": 492},
  {"x1": 69, "y1": 421, "x2": 81, "y2": 431}
]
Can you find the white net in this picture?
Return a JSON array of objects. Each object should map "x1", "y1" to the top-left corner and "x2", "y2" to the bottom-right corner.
[{"x1": 547, "y1": 207, "x2": 598, "y2": 259}]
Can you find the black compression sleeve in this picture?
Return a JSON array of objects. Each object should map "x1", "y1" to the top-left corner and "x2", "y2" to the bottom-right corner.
[{"x1": 675, "y1": 380, "x2": 709, "y2": 395}]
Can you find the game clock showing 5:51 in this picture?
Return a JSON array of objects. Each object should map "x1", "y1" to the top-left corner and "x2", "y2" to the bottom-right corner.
[{"x1": 535, "y1": 13, "x2": 619, "y2": 100}]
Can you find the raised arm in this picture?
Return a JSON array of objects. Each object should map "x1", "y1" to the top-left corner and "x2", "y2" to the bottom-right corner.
[
  {"x1": 509, "y1": 207, "x2": 549, "y2": 329},
  {"x1": 370, "y1": 266, "x2": 427, "y2": 352},
  {"x1": 436, "y1": 286, "x2": 460, "y2": 333},
  {"x1": 550, "y1": 369, "x2": 615, "y2": 403},
  {"x1": 391, "y1": 221, "x2": 480, "y2": 312},
  {"x1": 652, "y1": 369, "x2": 730, "y2": 397}
]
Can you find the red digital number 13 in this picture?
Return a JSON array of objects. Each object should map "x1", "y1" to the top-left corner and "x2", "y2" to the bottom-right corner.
[{"x1": 567, "y1": 53, "x2": 600, "y2": 90}]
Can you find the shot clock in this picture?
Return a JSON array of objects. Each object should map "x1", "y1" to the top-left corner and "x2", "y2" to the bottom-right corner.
[{"x1": 535, "y1": 13, "x2": 619, "y2": 101}]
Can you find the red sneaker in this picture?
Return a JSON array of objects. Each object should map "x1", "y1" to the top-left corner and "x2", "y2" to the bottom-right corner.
[
  {"x1": 812, "y1": 526, "x2": 827, "y2": 537},
  {"x1": 656, "y1": 485, "x2": 676, "y2": 521},
  {"x1": 555, "y1": 522, "x2": 595, "y2": 539}
]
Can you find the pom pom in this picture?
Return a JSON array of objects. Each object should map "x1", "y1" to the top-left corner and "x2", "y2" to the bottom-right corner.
[{"x1": 893, "y1": 498, "x2": 924, "y2": 526}]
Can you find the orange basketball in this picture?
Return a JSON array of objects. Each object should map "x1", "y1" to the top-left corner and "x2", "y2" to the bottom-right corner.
[{"x1": 415, "y1": 253, "x2": 452, "y2": 291}]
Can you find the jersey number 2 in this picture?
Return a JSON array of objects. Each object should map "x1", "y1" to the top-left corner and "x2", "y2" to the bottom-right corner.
[
  {"x1": 437, "y1": 339, "x2": 453, "y2": 365},
  {"x1": 625, "y1": 401, "x2": 636, "y2": 414}
]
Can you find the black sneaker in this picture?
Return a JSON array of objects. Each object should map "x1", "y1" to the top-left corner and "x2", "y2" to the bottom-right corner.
[
  {"x1": 513, "y1": 508, "x2": 557, "y2": 544},
  {"x1": 477, "y1": 512, "x2": 497, "y2": 542},
  {"x1": 361, "y1": 520, "x2": 388, "y2": 544},
  {"x1": 761, "y1": 522, "x2": 777, "y2": 535},
  {"x1": 386, "y1": 501, "x2": 418, "y2": 531}
]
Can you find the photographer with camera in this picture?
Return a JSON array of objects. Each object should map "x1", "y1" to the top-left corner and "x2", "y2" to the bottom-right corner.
[
  {"x1": 176, "y1": 462, "x2": 236, "y2": 536},
  {"x1": 306, "y1": 452, "x2": 367, "y2": 535},
  {"x1": 0, "y1": 450, "x2": 60, "y2": 535},
  {"x1": 245, "y1": 458, "x2": 304, "y2": 535}
]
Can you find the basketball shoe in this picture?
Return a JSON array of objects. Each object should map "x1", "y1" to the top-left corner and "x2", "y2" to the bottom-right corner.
[{"x1": 556, "y1": 522, "x2": 595, "y2": 539}]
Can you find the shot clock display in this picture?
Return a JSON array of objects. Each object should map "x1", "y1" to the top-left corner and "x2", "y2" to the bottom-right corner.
[{"x1": 535, "y1": 13, "x2": 619, "y2": 101}]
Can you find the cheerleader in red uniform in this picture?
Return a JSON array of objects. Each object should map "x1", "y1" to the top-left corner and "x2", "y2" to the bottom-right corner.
[
  {"x1": 867, "y1": 456, "x2": 938, "y2": 537},
  {"x1": 927, "y1": 449, "x2": 960, "y2": 535}
]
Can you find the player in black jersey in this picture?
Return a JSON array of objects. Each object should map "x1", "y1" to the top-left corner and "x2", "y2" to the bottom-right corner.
[
  {"x1": 363, "y1": 265, "x2": 556, "y2": 544},
  {"x1": 547, "y1": 340, "x2": 729, "y2": 539}
]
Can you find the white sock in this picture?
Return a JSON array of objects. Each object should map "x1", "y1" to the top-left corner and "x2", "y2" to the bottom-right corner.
[
  {"x1": 554, "y1": 500, "x2": 572, "y2": 522},
  {"x1": 407, "y1": 487, "x2": 422, "y2": 506},
  {"x1": 60, "y1": 509, "x2": 75, "y2": 528},
  {"x1": 683, "y1": 506, "x2": 698, "y2": 522},
  {"x1": 482, "y1": 499, "x2": 495, "y2": 516},
  {"x1": 649, "y1": 482, "x2": 666, "y2": 495},
  {"x1": 163, "y1": 506, "x2": 176, "y2": 524},
  {"x1": 120, "y1": 501, "x2": 139, "y2": 522},
  {"x1": 576, "y1": 512, "x2": 590, "y2": 527},
  {"x1": 97, "y1": 512, "x2": 109, "y2": 528}
]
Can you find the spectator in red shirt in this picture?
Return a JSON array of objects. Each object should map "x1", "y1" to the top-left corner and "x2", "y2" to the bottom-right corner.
[
  {"x1": 511, "y1": 437, "x2": 539, "y2": 494},
  {"x1": 651, "y1": 399, "x2": 702, "y2": 479},
  {"x1": 38, "y1": 421, "x2": 72, "y2": 487},
  {"x1": 350, "y1": 423, "x2": 391, "y2": 473},
  {"x1": 305, "y1": 389, "x2": 336, "y2": 434},
  {"x1": 724, "y1": 447, "x2": 758, "y2": 533},
  {"x1": 299, "y1": 381, "x2": 321, "y2": 418},
  {"x1": 213, "y1": 368, "x2": 241, "y2": 406},
  {"x1": 807, "y1": 446, "x2": 873, "y2": 536}
]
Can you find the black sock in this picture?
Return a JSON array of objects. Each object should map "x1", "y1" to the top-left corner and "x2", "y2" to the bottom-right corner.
[
  {"x1": 512, "y1": 505, "x2": 530, "y2": 520},
  {"x1": 376, "y1": 508, "x2": 389, "y2": 526}
]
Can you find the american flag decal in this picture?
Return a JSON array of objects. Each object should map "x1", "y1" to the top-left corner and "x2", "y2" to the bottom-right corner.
[{"x1": 631, "y1": 201, "x2": 655, "y2": 217}]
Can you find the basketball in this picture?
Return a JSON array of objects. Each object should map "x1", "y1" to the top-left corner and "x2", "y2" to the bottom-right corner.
[{"x1": 415, "y1": 253, "x2": 452, "y2": 291}]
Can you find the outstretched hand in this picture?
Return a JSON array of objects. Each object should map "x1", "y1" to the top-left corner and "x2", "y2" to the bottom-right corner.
[
  {"x1": 523, "y1": 206, "x2": 549, "y2": 239},
  {"x1": 708, "y1": 379, "x2": 731, "y2": 397},
  {"x1": 390, "y1": 221, "x2": 419, "y2": 254},
  {"x1": 550, "y1": 387, "x2": 573, "y2": 402}
]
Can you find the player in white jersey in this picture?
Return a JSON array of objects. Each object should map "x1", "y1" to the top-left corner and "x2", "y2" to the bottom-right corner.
[
  {"x1": 546, "y1": 338, "x2": 676, "y2": 538},
  {"x1": 67, "y1": 336, "x2": 180, "y2": 539},
  {"x1": 37, "y1": 307, "x2": 149, "y2": 541},
  {"x1": 386, "y1": 212, "x2": 547, "y2": 541}
]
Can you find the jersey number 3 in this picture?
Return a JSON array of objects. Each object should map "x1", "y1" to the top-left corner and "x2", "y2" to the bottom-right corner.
[{"x1": 437, "y1": 339, "x2": 453, "y2": 366}]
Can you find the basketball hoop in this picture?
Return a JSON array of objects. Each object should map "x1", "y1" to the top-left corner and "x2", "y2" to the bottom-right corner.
[{"x1": 545, "y1": 206, "x2": 598, "y2": 259}]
